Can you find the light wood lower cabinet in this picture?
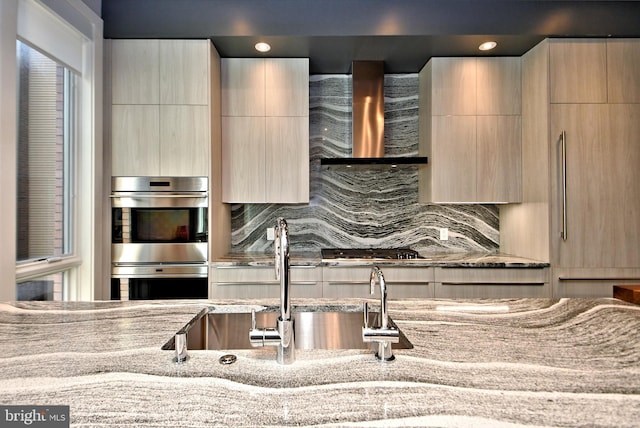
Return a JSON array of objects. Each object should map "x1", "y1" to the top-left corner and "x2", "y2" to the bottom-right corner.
[
  {"x1": 434, "y1": 267, "x2": 550, "y2": 298},
  {"x1": 554, "y1": 268, "x2": 640, "y2": 298},
  {"x1": 322, "y1": 267, "x2": 434, "y2": 299},
  {"x1": 209, "y1": 265, "x2": 551, "y2": 299},
  {"x1": 210, "y1": 266, "x2": 322, "y2": 299}
]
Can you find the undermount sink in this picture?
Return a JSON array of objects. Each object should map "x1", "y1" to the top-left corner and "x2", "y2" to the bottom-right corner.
[{"x1": 162, "y1": 306, "x2": 413, "y2": 351}]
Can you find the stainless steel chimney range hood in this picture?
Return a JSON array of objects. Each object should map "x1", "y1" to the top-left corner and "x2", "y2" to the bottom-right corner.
[{"x1": 320, "y1": 61, "x2": 428, "y2": 168}]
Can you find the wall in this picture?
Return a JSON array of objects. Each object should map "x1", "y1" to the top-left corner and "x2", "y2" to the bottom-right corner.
[{"x1": 230, "y1": 74, "x2": 500, "y2": 254}]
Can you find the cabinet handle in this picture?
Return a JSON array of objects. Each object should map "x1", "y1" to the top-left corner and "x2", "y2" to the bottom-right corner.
[{"x1": 560, "y1": 131, "x2": 567, "y2": 241}]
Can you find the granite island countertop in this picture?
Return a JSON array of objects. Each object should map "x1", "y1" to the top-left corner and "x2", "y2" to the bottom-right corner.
[
  {"x1": 212, "y1": 251, "x2": 550, "y2": 268},
  {"x1": 1, "y1": 298, "x2": 639, "y2": 427}
]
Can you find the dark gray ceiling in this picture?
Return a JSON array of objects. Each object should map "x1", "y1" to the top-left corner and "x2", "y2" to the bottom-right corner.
[{"x1": 102, "y1": 0, "x2": 640, "y2": 73}]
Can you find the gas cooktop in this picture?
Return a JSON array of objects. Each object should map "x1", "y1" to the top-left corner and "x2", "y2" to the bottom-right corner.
[{"x1": 321, "y1": 248, "x2": 423, "y2": 260}]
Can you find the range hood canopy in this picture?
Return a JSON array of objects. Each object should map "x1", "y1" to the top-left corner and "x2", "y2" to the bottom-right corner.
[{"x1": 321, "y1": 60, "x2": 428, "y2": 168}]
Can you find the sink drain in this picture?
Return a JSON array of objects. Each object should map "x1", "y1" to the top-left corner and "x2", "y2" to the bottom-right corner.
[{"x1": 219, "y1": 354, "x2": 237, "y2": 365}]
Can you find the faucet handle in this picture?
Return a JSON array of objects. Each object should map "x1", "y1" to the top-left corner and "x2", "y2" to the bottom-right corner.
[{"x1": 362, "y1": 302, "x2": 369, "y2": 328}]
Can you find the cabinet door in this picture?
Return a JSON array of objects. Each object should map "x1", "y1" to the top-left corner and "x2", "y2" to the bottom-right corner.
[
  {"x1": 265, "y1": 117, "x2": 309, "y2": 203},
  {"x1": 265, "y1": 59, "x2": 309, "y2": 116},
  {"x1": 434, "y1": 267, "x2": 549, "y2": 298},
  {"x1": 549, "y1": 39, "x2": 607, "y2": 104},
  {"x1": 430, "y1": 116, "x2": 476, "y2": 202},
  {"x1": 160, "y1": 40, "x2": 209, "y2": 105},
  {"x1": 476, "y1": 57, "x2": 521, "y2": 115},
  {"x1": 550, "y1": 104, "x2": 640, "y2": 268},
  {"x1": 476, "y1": 116, "x2": 522, "y2": 202},
  {"x1": 159, "y1": 105, "x2": 209, "y2": 176},
  {"x1": 111, "y1": 105, "x2": 160, "y2": 176},
  {"x1": 607, "y1": 104, "x2": 640, "y2": 266},
  {"x1": 607, "y1": 39, "x2": 640, "y2": 103},
  {"x1": 430, "y1": 58, "x2": 476, "y2": 116},
  {"x1": 221, "y1": 58, "x2": 266, "y2": 116},
  {"x1": 221, "y1": 117, "x2": 266, "y2": 202},
  {"x1": 111, "y1": 40, "x2": 159, "y2": 105}
]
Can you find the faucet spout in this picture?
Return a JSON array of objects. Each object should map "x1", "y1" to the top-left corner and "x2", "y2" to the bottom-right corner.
[
  {"x1": 363, "y1": 266, "x2": 399, "y2": 361},
  {"x1": 370, "y1": 266, "x2": 388, "y2": 329},
  {"x1": 275, "y1": 218, "x2": 291, "y2": 322},
  {"x1": 249, "y1": 217, "x2": 295, "y2": 364}
]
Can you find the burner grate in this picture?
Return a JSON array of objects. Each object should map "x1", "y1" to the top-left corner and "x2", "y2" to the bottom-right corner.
[{"x1": 321, "y1": 248, "x2": 422, "y2": 260}]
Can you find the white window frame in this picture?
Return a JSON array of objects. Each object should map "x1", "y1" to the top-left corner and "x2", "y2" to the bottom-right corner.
[{"x1": 0, "y1": 0, "x2": 103, "y2": 301}]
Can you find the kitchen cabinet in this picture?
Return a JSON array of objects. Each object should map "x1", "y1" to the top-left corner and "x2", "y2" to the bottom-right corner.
[
  {"x1": 549, "y1": 39, "x2": 607, "y2": 104},
  {"x1": 550, "y1": 38, "x2": 640, "y2": 104},
  {"x1": 322, "y1": 267, "x2": 434, "y2": 299},
  {"x1": 209, "y1": 266, "x2": 322, "y2": 298},
  {"x1": 108, "y1": 39, "x2": 212, "y2": 176},
  {"x1": 433, "y1": 267, "x2": 550, "y2": 299},
  {"x1": 500, "y1": 38, "x2": 640, "y2": 297},
  {"x1": 607, "y1": 39, "x2": 640, "y2": 103},
  {"x1": 221, "y1": 58, "x2": 309, "y2": 203},
  {"x1": 418, "y1": 57, "x2": 522, "y2": 203}
]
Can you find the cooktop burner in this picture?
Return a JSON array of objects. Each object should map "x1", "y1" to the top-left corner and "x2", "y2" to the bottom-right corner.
[{"x1": 321, "y1": 248, "x2": 423, "y2": 260}]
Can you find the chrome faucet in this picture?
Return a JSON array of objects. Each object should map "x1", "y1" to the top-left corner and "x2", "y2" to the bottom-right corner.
[
  {"x1": 362, "y1": 266, "x2": 399, "y2": 361},
  {"x1": 249, "y1": 218, "x2": 295, "y2": 364}
]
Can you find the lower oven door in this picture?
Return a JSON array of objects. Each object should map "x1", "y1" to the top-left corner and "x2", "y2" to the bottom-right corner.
[{"x1": 111, "y1": 263, "x2": 208, "y2": 300}]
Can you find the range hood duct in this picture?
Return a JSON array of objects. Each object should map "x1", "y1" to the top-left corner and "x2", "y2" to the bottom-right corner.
[
  {"x1": 321, "y1": 60, "x2": 428, "y2": 168},
  {"x1": 352, "y1": 61, "x2": 385, "y2": 158}
]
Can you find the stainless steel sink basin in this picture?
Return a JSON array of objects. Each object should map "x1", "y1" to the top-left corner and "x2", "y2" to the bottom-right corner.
[{"x1": 162, "y1": 307, "x2": 413, "y2": 351}]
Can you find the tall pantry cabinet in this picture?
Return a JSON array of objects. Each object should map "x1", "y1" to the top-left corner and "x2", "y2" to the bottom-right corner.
[{"x1": 500, "y1": 38, "x2": 640, "y2": 297}]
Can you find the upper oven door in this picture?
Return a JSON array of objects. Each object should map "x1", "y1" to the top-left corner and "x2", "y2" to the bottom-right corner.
[
  {"x1": 111, "y1": 177, "x2": 208, "y2": 245},
  {"x1": 112, "y1": 207, "x2": 208, "y2": 244}
]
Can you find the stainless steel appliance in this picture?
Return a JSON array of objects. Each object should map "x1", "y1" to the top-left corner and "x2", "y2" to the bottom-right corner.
[
  {"x1": 110, "y1": 177, "x2": 208, "y2": 300},
  {"x1": 321, "y1": 248, "x2": 423, "y2": 260}
]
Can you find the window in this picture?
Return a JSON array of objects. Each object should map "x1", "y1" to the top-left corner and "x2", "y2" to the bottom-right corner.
[
  {"x1": 16, "y1": 41, "x2": 77, "y2": 263},
  {"x1": 17, "y1": 271, "x2": 67, "y2": 301},
  {"x1": 15, "y1": 41, "x2": 78, "y2": 300},
  {"x1": 1, "y1": 0, "x2": 102, "y2": 302}
]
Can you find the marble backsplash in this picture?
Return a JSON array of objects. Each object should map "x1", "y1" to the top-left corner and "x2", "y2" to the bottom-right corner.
[{"x1": 230, "y1": 74, "x2": 499, "y2": 254}]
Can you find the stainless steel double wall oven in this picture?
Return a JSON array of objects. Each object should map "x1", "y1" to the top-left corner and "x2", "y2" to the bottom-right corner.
[{"x1": 111, "y1": 177, "x2": 208, "y2": 299}]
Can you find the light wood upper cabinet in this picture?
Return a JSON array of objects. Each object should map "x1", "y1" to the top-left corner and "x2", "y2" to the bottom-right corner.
[
  {"x1": 476, "y1": 57, "x2": 521, "y2": 115},
  {"x1": 430, "y1": 58, "x2": 476, "y2": 115},
  {"x1": 111, "y1": 105, "x2": 160, "y2": 176},
  {"x1": 549, "y1": 39, "x2": 607, "y2": 104},
  {"x1": 221, "y1": 58, "x2": 266, "y2": 116},
  {"x1": 265, "y1": 59, "x2": 309, "y2": 116},
  {"x1": 476, "y1": 115, "x2": 522, "y2": 202},
  {"x1": 159, "y1": 105, "x2": 210, "y2": 176},
  {"x1": 428, "y1": 116, "x2": 476, "y2": 202},
  {"x1": 159, "y1": 40, "x2": 210, "y2": 105},
  {"x1": 111, "y1": 40, "x2": 159, "y2": 105},
  {"x1": 265, "y1": 117, "x2": 309, "y2": 203},
  {"x1": 607, "y1": 39, "x2": 640, "y2": 103},
  {"x1": 419, "y1": 57, "x2": 522, "y2": 203},
  {"x1": 221, "y1": 58, "x2": 309, "y2": 203},
  {"x1": 221, "y1": 116, "x2": 266, "y2": 202},
  {"x1": 109, "y1": 39, "x2": 212, "y2": 176}
]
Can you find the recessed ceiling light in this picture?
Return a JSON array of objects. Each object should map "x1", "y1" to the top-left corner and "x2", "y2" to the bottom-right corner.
[
  {"x1": 255, "y1": 42, "x2": 271, "y2": 53},
  {"x1": 479, "y1": 41, "x2": 497, "y2": 51}
]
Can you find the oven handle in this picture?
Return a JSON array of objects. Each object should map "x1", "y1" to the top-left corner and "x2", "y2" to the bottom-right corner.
[{"x1": 110, "y1": 192, "x2": 208, "y2": 198}]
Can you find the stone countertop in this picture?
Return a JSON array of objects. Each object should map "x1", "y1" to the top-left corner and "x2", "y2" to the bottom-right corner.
[
  {"x1": 212, "y1": 251, "x2": 550, "y2": 268},
  {"x1": 0, "y1": 298, "x2": 639, "y2": 427}
]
